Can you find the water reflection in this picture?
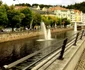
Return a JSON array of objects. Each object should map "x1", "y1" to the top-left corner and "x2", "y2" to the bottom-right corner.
[{"x1": 0, "y1": 30, "x2": 74, "y2": 67}]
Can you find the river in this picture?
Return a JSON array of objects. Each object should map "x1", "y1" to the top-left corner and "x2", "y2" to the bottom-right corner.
[{"x1": 0, "y1": 30, "x2": 75, "y2": 69}]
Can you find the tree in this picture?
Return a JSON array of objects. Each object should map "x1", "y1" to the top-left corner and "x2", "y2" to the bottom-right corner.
[
  {"x1": 32, "y1": 4, "x2": 39, "y2": 7},
  {"x1": 62, "y1": 18, "x2": 70, "y2": 28},
  {"x1": 9, "y1": 5, "x2": 15, "y2": 10},
  {"x1": 32, "y1": 4, "x2": 53, "y2": 8},
  {"x1": 66, "y1": 2, "x2": 85, "y2": 13},
  {"x1": 32, "y1": 12, "x2": 41, "y2": 28},
  {"x1": 15, "y1": 3, "x2": 31, "y2": 7},
  {"x1": 41, "y1": 16, "x2": 50, "y2": 26},
  {"x1": 0, "y1": 1, "x2": 2, "y2": 6},
  {"x1": 3, "y1": 4, "x2": 9, "y2": 12},
  {"x1": 12, "y1": 13, "x2": 25, "y2": 28},
  {"x1": 7, "y1": 8, "x2": 25, "y2": 31},
  {"x1": 47, "y1": 16, "x2": 58, "y2": 27},
  {"x1": 57, "y1": 18, "x2": 62, "y2": 26},
  {"x1": 20, "y1": 8, "x2": 32, "y2": 29},
  {"x1": 0, "y1": 5, "x2": 8, "y2": 27}
]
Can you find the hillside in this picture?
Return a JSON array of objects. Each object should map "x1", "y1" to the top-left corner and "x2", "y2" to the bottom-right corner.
[{"x1": 66, "y1": 2, "x2": 85, "y2": 13}]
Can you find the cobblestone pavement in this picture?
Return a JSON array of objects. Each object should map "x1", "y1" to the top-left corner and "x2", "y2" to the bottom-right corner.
[{"x1": 75, "y1": 49, "x2": 85, "y2": 70}]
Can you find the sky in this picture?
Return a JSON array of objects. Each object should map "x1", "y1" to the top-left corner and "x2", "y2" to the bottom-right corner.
[{"x1": 1, "y1": 0, "x2": 85, "y2": 6}]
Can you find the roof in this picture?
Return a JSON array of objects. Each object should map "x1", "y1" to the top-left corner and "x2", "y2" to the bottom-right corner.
[
  {"x1": 15, "y1": 6, "x2": 28, "y2": 9},
  {"x1": 48, "y1": 6, "x2": 68, "y2": 11},
  {"x1": 74, "y1": 9, "x2": 81, "y2": 14}
]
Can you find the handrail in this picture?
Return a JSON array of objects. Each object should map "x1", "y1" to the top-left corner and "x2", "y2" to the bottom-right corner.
[
  {"x1": 32, "y1": 30, "x2": 85, "y2": 70},
  {"x1": 22, "y1": 45, "x2": 61, "y2": 70},
  {"x1": 3, "y1": 30, "x2": 85, "y2": 70},
  {"x1": 3, "y1": 38, "x2": 64, "y2": 69}
]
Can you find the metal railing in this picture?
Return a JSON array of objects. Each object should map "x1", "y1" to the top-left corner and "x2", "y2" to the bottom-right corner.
[
  {"x1": 58, "y1": 30, "x2": 84, "y2": 60},
  {"x1": 3, "y1": 39, "x2": 63, "y2": 69},
  {"x1": 3, "y1": 30, "x2": 85, "y2": 70}
]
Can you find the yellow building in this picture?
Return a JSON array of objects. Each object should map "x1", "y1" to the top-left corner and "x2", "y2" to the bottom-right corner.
[
  {"x1": 74, "y1": 10, "x2": 82, "y2": 22},
  {"x1": 48, "y1": 6, "x2": 82, "y2": 23},
  {"x1": 48, "y1": 6, "x2": 71, "y2": 20}
]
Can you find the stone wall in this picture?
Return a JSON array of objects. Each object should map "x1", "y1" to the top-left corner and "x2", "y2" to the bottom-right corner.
[
  {"x1": 0, "y1": 28, "x2": 72, "y2": 43},
  {"x1": 0, "y1": 31, "x2": 41, "y2": 42}
]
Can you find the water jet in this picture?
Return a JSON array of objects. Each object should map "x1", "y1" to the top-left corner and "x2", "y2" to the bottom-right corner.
[{"x1": 37, "y1": 22, "x2": 53, "y2": 41}]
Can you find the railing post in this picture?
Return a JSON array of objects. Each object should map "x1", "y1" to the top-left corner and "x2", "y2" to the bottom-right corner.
[
  {"x1": 83, "y1": 30, "x2": 85, "y2": 36},
  {"x1": 80, "y1": 30, "x2": 84, "y2": 40},
  {"x1": 58, "y1": 38, "x2": 68, "y2": 60},
  {"x1": 73, "y1": 32, "x2": 79, "y2": 46}
]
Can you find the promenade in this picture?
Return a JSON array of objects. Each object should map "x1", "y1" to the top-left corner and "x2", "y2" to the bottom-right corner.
[
  {"x1": 31, "y1": 30, "x2": 85, "y2": 70},
  {"x1": 75, "y1": 49, "x2": 85, "y2": 70}
]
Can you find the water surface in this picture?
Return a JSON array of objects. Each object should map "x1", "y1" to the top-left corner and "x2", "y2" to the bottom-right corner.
[{"x1": 0, "y1": 30, "x2": 75, "y2": 68}]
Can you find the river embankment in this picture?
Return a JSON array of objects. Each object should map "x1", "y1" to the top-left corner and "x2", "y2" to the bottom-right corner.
[{"x1": 0, "y1": 28, "x2": 73, "y2": 43}]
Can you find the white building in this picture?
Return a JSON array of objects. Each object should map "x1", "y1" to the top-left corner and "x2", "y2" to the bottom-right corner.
[{"x1": 48, "y1": 6, "x2": 71, "y2": 20}]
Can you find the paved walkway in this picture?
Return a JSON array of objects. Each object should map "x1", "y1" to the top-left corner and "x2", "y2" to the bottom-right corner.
[{"x1": 75, "y1": 49, "x2": 85, "y2": 70}]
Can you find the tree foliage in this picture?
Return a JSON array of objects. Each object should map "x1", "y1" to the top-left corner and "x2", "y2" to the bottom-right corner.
[
  {"x1": 0, "y1": 2, "x2": 73, "y2": 32},
  {"x1": 0, "y1": 5, "x2": 8, "y2": 27},
  {"x1": 32, "y1": 3, "x2": 53, "y2": 8},
  {"x1": 15, "y1": 3, "x2": 31, "y2": 7},
  {"x1": 41, "y1": 16, "x2": 50, "y2": 26},
  {"x1": 0, "y1": 1, "x2": 2, "y2": 6},
  {"x1": 62, "y1": 18, "x2": 70, "y2": 28},
  {"x1": 32, "y1": 12, "x2": 41, "y2": 28},
  {"x1": 20, "y1": 8, "x2": 32, "y2": 29},
  {"x1": 7, "y1": 7, "x2": 25, "y2": 31},
  {"x1": 41, "y1": 16, "x2": 58, "y2": 27},
  {"x1": 66, "y1": 2, "x2": 85, "y2": 13}
]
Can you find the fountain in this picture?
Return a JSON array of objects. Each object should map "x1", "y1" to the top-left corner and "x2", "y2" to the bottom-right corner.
[
  {"x1": 47, "y1": 28, "x2": 51, "y2": 40},
  {"x1": 37, "y1": 22, "x2": 53, "y2": 41},
  {"x1": 41, "y1": 21, "x2": 48, "y2": 40}
]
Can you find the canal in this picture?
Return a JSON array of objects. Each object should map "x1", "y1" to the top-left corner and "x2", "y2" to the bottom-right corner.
[{"x1": 0, "y1": 30, "x2": 75, "y2": 69}]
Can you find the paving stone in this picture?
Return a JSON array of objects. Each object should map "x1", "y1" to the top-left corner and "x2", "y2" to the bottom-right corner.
[{"x1": 75, "y1": 50, "x2": 85, "y2": 70}]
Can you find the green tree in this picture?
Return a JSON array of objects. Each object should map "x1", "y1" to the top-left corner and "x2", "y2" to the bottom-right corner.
[
  {"x1": 12, "y1": 13, "x2": 25, "y2": 28},
  {"x1": 0, "y1": 5, "x2": 8, "y2": 27},
  {"x1": 57, "y1": 18, "x2": 62, "y2": 26},
  {"x1": 41, "y1": 16, "x2": 50, "y2": 26},
  {"x1": 62, "y1": 18, "x2": 70, "y2": 28},
  {"x1": 32, "y1": 4, "x2": 39, "y2": 7},
  {"x1": 0, "y1": 1, "x2": 2, "y2": 6},
  {"x1": 41, "y1": 16, "x2": 58, "y2": 27},
  {"x1": 9, "y1": 5, "x2": 15, "y2": 10},
  {"x1": 3, "y1": 4, "x2": 9, "y2": 12},
  {"x1": 47, "y1": 16, "x2": 58, "y2": 27},
  {"x1": 66, "y1": 2, "x2": 85, "y2": 13},
  {"x1": 20, "y1": 8, "x2": 32, "y2": 29},
  {"x1": 7, "y1": 8, "x2": 25, "y2": 31},
  {"x1": 32, "y1": 12, "x2": 41, "y2": 28}
]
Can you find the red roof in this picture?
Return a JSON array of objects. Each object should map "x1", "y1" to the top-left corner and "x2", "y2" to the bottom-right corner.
[
  {"x1": 15, "y1": 6, "x2": 27, "y2": 9},
  {"x1": 48, "y1": 6, "x2": 68, "y2": 11},
  {"x1": 74, "y1": 9, "x2": 81, "y2": 15}
]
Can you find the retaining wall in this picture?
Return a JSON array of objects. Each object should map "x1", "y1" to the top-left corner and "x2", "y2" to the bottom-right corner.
[{"x1": 0, "y1": 28, "x2": 72, "y2": 43}]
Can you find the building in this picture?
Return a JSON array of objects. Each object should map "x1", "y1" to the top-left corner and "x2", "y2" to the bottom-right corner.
[
  {"x1": 82, "y1": 13, "x2": 85, "y2": 23},
  {"x1": 48, "y1": 6, "x2": 71, "y2": 20},
  {"x1": 36, "y1": 5, "x2": 40, "y2": 10},
  {"x1": 48, "y1": 6, "x2": 84, "y2": 23},
  {"x1": 42, "y1": 7, "x2": 48, "y2": 11},
  {"x1": 14, "y1": 5, "x2": 85, "y2": 25},
  {"x1": 70, "y1": 9, "x2": 76, "y2": 22},
  {"x1": 74, "y1": 10, "x2": 82, "y2": 22}
]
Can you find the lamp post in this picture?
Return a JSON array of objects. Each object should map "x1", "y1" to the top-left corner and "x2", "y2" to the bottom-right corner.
[{"x1": 74, "y1": 22, "x2": 77, "y2": 31}]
